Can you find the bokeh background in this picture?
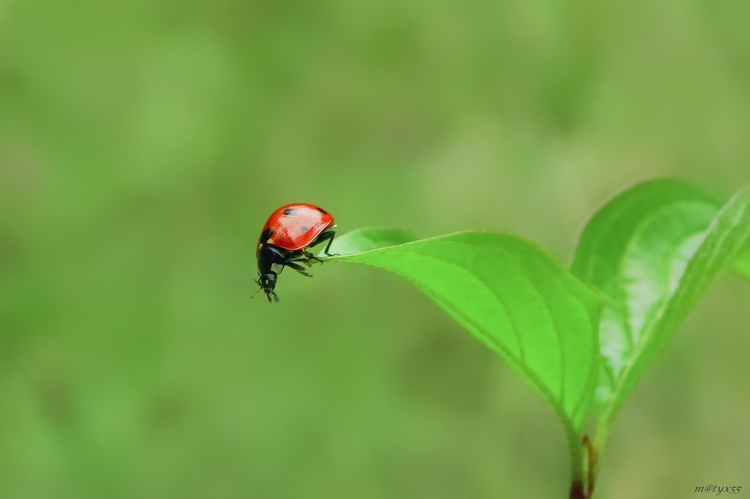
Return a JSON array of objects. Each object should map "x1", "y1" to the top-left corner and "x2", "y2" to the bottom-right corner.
[{"x1": 2, "y1": 0, "x2": 750, "y2": 498}]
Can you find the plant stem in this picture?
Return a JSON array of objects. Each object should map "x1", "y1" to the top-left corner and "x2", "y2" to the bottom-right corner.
[
  {"x1": 569, "y1": 480, "x2": 587, "y2": 499},
  {"x1": 583, "y1": 435, "x2": 598, "y2": 496},
  {"x1": 566, "y1": 424, "x2": 587, "y2": 499},
  {"x1": 568, "y1": 434, "x2": 598, "y2": 499}
]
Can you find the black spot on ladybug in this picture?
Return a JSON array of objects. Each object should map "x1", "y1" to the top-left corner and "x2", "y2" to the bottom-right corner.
[
  {"x1": 316, "y1": 207, "x2": 328, "y2": 215},
  {"x1": 283, "y1": 208, "x2": 295, "y2": 216},
  {"x1": 300, "y1": 225, "x2": 309, "y2": 232},
  {"x1": 260, "y1": 227, "x2": 273, "y2": 243}
]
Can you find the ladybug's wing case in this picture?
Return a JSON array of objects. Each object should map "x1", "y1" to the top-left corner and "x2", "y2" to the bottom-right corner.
[{"x1": 262, "y1": 204, "x2": 334, "y2": 252}]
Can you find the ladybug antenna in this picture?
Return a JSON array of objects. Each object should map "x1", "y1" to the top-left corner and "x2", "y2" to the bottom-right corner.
[{"x1": 251, "y1": 279, "x2": 263, "y2": 300}]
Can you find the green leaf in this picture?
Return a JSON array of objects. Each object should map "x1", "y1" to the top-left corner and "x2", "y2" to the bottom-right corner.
[
  {"x1": 329, "y1": 230, "x2": 600, "y2": 431},
  {"x1": 327, "y1": 228, "x2": 418, "y2": 255},
  {"x1": 734, "y1": 249, "x2": 750, "y2": 281},
  {"x1": 571, "y1": 179, "x2": 750, "y2": 435}
]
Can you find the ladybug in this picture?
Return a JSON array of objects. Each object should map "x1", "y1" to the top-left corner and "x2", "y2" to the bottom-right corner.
[{"x1": 256, "y1": 203, "x2": 336, "y2": 302}]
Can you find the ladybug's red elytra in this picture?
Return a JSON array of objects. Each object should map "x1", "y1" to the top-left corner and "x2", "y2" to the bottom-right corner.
[{"x1": 256, "y1": 203, "x2": 336, "y2": 302}]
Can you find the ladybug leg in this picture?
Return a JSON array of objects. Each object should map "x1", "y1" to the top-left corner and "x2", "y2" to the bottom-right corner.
[
  {"x1": 284, "y1": 260, "x2": 313, "y2": 277},
  {"x1": 305, "y1": 229, "x2": 337, "y2": 259},
  {"x1": 321, "y1": 230, "x2": 336, "y2": 256},
  {"x1": 287, "y1": 229, "x2": 338, "y2": 270},
  {"x1": 299, "y1": 252, "x2": 323, "y2": 266}
]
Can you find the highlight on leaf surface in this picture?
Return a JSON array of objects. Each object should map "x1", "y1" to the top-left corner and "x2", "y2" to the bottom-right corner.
[{"x1": 571, "y1": 179, "x2": 750, "y2": 434}]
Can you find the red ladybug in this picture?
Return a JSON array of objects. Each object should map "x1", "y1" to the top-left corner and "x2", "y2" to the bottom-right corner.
[{"x1": 256, "y1": 203, "x2": 336, "y2": 302}]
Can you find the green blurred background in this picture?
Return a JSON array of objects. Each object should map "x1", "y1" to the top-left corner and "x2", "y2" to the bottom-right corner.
[{"x1": 2, "y1": 0, "x2": 749, "y2": 497}]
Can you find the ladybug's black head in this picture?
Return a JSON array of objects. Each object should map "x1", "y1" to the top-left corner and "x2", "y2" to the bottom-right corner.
[{"x1": 257, "y1": 271, "x2": 278, "y2": 302}]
